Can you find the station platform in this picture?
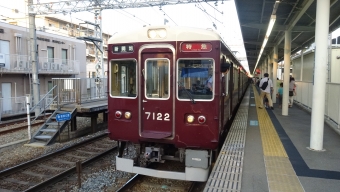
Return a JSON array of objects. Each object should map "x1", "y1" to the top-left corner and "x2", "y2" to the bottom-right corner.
[{"x1": 204, "y1": 85, "x2": 340, "y2": 192}]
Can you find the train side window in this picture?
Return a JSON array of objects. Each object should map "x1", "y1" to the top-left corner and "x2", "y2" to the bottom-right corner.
[
  {"x1": 110, "y1": 59, "x2": 137, "y2": 98},
  {"x1": 177, "y1": 59, "x2": 214, "y2": 101},
  {"x1": 225, "y1": 72, "x2": 229, "y2": 96}
]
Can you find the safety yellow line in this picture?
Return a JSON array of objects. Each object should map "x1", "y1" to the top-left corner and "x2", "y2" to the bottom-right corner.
[{"x1": 253, "y1": 85, "x2": 304, "y2": 192}]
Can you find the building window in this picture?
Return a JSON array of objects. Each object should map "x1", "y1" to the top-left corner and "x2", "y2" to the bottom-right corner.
[
  {"x1": 62, "y1": 49, "x2": 67, "y2": 64},
  {"x1": 92, "y1": 72, "x2": 96, "y2": 78},
  {"x1": 47, "y1": 46, "x2": 54, "y2": 63},
  {"x1": 48, "y1": 81, "x2": 53, "y2": 92}
]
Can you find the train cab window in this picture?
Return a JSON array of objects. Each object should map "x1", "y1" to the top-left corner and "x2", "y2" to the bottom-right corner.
[
  {"x1": 177, "y1": 59, "x2": 214, "y2": 101},
  {"x1": 110, "y1": 60, "x2": 137, "y2": 98},
  {"x1": 145, "y1": 59, "x2": 169, "y2": 99}
]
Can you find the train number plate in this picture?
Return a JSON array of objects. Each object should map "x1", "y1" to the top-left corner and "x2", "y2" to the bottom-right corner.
[{"x1": 145, "y1": 112, "x2": 170, "y2": 121}]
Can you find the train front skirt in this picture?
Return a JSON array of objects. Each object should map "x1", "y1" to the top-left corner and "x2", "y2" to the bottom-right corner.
[{"x1": 116, "y1": 156, "x2": 209, "y2": 181}]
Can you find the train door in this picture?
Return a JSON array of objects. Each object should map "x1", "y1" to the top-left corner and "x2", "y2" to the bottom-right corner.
[{"x1": 140, "y1": 47, "x2": 174, "y2": 139}]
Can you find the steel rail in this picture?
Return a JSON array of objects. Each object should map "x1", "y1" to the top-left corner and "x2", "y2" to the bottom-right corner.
[
  {"x1": 115, "y1": 174, "x2": 142, "y2": 192},
  {"x1": 25, "y1": 145, "x2": 117, "y2": 192},
  {"x1": 0, "y1": 132, "x2": 108, "y2": 177},
  {"x1": 116, "y1": 163, "x2": 196, "y2": 192},
  {"x1": 0, "y1": 121, "x2": 44, "y2": 135}
]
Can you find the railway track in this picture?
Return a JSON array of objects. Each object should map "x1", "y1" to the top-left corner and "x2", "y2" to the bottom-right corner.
[
  {"x1": 116, "y1": 174, "x2": 200, "y2": 192},
  {"x1": 0, "y1": 113, "x2": 52, "y2": 135},
  {"x1": 0, "y1": 114, "x2": 51, "y2": 129},
  {"x1": 0, "y1": 121, "x2": 45, "y2": 135},
  {"x1": 115, "y1": 162, "x2": 201, "y2": 192},
  {"x1": 0, "y1": 133, "x2": 117, "y2": 191}
]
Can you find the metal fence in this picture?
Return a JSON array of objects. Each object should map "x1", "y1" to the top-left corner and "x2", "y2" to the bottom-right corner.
[
  {"x1": 0, "y1": 94, "x2": 52, "y2": 119},
  {"x1": 0, "y1": 78, "x2": 107, "y2": 120},
  {"x1": 294, "y1": 81, "x2": 340, "y2": 131},
  {"x1": 52, "y1": 78, "x2": 107, "y2": 105},
  {"x1": 0, "y1": 54, "x2": 79, "y2": 74}
]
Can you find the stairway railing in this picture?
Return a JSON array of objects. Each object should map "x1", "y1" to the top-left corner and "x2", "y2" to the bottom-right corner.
[{"x1": 26, "y1": 85, "x2": 59, "y2": 139}]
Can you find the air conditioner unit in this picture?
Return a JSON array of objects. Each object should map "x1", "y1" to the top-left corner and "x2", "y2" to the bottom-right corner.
[
  {"x1": 16, "y1": 60, "x2": 25, "y2": 69},
  {"x1": 60, "y1": 64, "x2": 65, "y2": 71},
  {"x1": 51, "y1": 63, "x2": 59, "y2": 70},
  {"x1": 42, "y1": 62, "x2": 50, "y2": 70}
]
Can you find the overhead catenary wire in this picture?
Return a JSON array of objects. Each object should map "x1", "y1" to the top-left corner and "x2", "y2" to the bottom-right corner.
[
  {"x1": 196, "y1": 3, "x2": 223, "y2": 24},
  {"x1": 113, "y1": 9, "x2": 149, "y2": 26},
  {"x1": 120, "y1": 9, "x2": 150, "y2": 25},
  {"x1": 204, "y1": 1, "x2": 223, "y2": 15},
  {"x1": 0, "y1": 5, "x2": 26, "y2": 15},
  {"x1": 196, "y1": 3, "x2": 212, "y2": 23},
  {"x1": 159, "y1": 6, "x2": 177, "y2": 26}
]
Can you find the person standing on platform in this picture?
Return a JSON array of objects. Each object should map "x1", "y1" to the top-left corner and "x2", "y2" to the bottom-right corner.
[
  {"x1": 277, "y1": 82, "x2": 283, "y2": 108},
  {"x1": 258, "y1": 73, "x2": 274, "y2": 110},
  {"x1": 289, "y1": 77, "x2": 296, "y2": 107}
]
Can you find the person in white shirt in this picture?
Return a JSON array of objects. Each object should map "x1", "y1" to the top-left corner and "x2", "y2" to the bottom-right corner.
[
  {"x1": 258, "y1": 73, "x2": 274, "y2": 110},
  {"x1": 289, "y1": 77, "x2": 296, "y2": 107}
]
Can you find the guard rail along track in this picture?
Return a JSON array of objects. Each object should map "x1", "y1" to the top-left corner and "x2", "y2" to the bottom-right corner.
[{"x1": 0, "y1": 132, "x2": 117, "y2": 191}]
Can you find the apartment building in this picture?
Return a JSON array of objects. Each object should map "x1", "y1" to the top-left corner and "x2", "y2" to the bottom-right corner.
[
  {"x1": 0, "y1": 21, "x2": 86, "y2": 113},
  {"x1": 2, "y1": 0, "x2": 110, "y2": 77},
  {"x1": 32, "y1": 16, "x2": 109, "y2": 78}
]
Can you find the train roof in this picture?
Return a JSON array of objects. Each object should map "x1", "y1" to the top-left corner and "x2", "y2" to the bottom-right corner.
[
  {"x1": 108, "y1": 25, "x2": 223, "y2": 44},
  {"x1": 108, "y1": 25, "x2": 245, "y2": 73}
]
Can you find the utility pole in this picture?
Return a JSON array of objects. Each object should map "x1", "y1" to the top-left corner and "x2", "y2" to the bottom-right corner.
[
  {"x1": 94, "y1": 9, "x2": 104, "y2": 78},
  {"x1": 28, "y1": 0, "x2": 40, "y2": 116}
]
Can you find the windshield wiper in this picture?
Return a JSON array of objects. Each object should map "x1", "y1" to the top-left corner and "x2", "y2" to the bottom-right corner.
[{"x1": 178, "y1": 81, "x2": 195, "y2": 104}]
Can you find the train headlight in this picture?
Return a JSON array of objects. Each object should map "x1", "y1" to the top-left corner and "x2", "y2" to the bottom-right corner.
[
  {"x1": 147, "y1": 28, "x2": 167, "y2": 39},
  {"x1": 148, "y1": 30, "x2": 157, "y2": 38},
  {"x1": 198, "y1": 116, "x2": 206, "y2": 124},
  {"x1": 187, "y1": 115, "x2": 194, "y2": 123},
  {"x1": 115, "y1": 111, "x2": 122, "y2": 118},
  {"x1": 158, "y1": 29, "x2": 167, "y2": 38},
  {"x1": 124, "y1": 112, "x2": 131, "y2": 119}
]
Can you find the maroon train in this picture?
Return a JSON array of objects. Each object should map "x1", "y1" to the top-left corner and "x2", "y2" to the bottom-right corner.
[{"x1": 107, "y1": 26, "x2": 249, "y2": 181}]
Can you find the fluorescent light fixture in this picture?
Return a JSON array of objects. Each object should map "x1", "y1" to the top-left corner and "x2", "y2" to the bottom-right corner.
[
  {"x1": 253, "y1": 15, "x2": 276, "y2": 74},
  {"x1": 266, "y1": 15, "x2": 276, "y2": 37}
]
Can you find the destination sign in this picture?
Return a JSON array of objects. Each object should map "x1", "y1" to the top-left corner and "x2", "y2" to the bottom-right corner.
[
  {"x1": 113, "y1": 44, "x2": 134, "y2": 53},
  {"x1": 181, "y1": 43, "x2": 212, "y2": 52}
]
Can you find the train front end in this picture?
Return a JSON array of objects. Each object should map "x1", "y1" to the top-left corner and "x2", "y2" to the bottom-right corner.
[{"x1": 107, "y1": 26, "x2": 228, "y2": 181}]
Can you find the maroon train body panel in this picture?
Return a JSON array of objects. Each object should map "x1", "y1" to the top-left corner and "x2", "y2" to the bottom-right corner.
[{"x1": 106, "y1": 26, "x2": 249, "y2": 181}]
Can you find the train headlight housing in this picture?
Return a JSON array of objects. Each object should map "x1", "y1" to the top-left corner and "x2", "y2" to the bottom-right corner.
[
  {"x1": 187, "y1": 115, "x2": 194, "y2": 123},
  {"x1": 147, "y1": 28, "x2": 167, "y2": 39},
  {"x1": 115, "y1": 111, "x2": 122, "y2": 119},
  {"x1": 198, "y1": 116, "x2": 206, "y2": 124},
  {"x1": 124, "y1": 112, "x2": 131, "y2": 119}
]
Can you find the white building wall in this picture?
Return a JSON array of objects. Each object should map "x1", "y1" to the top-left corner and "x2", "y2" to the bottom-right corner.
[
  {"x1": 0, "y1": 21, "x2": 86, "y2": 98},
  {"x1": 292, "y1": 48, "x2": 340, "y2": 83},
  {"x1": 331, "y1": 48, "x2": 340, "y2": 83}
]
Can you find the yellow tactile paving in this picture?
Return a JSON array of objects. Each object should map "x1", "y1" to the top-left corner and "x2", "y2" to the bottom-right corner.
[
  {"x1": 253, "y1": 86, "x2": 305, "y2": 192},
  {"x1": 254, "y1": 87, "x2": 287, "y2": 157}
]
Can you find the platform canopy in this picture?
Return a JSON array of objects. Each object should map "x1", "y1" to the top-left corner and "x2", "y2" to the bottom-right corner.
[{"x1": 234, "y1": 0, "x2": 340, "y2": 74}]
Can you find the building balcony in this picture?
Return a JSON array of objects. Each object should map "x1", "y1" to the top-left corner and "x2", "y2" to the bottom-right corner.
[{"x1": 0, "y1": 54, "x2": 80, "y2": 75}]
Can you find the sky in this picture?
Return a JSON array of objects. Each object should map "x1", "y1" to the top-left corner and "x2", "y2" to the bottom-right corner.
[
  {"x1": 0, "y1": 0, "x2": 250, "y2": 72},
  {"x1": 1, "y1": 1, "x2": 340, "y2": 74}
]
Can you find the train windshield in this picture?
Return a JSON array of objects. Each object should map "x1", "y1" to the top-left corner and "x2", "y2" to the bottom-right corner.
[
  {"x1": 110, "y1": 59, "x2": 137, "y2": 98},
  {"x1": 177, "y1": 59, "x2": 214, "y2": 101}
]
